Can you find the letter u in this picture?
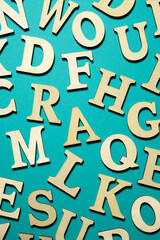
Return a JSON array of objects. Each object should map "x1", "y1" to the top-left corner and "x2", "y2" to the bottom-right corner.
[{"x1": 114, "y1": 22, "x2": 148, "y2": 61}]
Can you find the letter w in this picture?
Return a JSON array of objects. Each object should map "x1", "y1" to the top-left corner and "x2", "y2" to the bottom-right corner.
[{"x1": 40, "y1": 0, "x2": 79, "y2": 34}]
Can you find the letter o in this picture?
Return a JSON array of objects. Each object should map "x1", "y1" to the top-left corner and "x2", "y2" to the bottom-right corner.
[
  {"x1": 131, "y1": 196, "x2": 160, "y2": 233},
  {"x1": 72, "y1": 11, "x2": 105, "y2": 48}
]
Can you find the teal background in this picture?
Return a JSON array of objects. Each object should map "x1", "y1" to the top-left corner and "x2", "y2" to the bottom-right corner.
[{"x1": 0, "y1": 0, "x2": 160, "y2": 239}]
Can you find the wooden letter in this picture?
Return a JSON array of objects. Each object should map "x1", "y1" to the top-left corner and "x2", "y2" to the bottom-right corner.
[
  {"x1": 6, "y1": 126, "x2": 50, "y2": 169},
  {"x1": 28, "y1": 190, "x2": 56, "y2": 228},
  {"x1": 56, "y1": 209, "x2": 94, "y2": 240},
  {"x1": 64, "y1": 107, "x2": 100, "y2": 147},
  {"x1": 0, "y1": 79, "x2": 16, "y2": 116},
  {"x1": 27, "y1": 84, "x2": 61, "y2": 125},
  {"x1": 101, "y1": 134, "x2": 138, "y2": 171},
  {"x1": 0, "y1": 39, "x2": 11, "y2": 77},
  {"x1": 114, "y1": 22, "x2": 148, "y2": 61},
  {"x1": 48, "y1": 150, "x2": 83, "y2": 198},
  {"x1": 0, "y1": 223, "x2": 10, "y2": 240},
  {"x1": 90, "y1": 175, "x2": 132, "y2": 219},
  {"x1": 89, "y1": 69, "x2": 135, "y2": 115},
  {"x1": 146, "y1": 0, "x2": 160, "y2": 37},
  {"x1": 17, "y1": 35, "x2": 54, "y2": 75},
  {"x1": 19, "y1": 233, "x2": 34, "y2": 240},
  {"x1": 138, "y1": 147, "x2": 160, "y2": 189},
  {"x1": 93, "y1": 0, "x2": 135, "y2": 18},
  {"x1": 40, "y1": 0, "x2": 79, "y2": 34},
  {"x1": 0, "y1": 0, "x2": 28, "y2": 36},
  {"x1": 142, "y1": 54, "x2": 160, "y2": 94},
  {"x1": 56, "y1": 209, "x2": 76, "y2": 239},
  {"x1": 19, "y1": 234, "x2": 52, "y2": 240},
  {"x1": 72, "y1": 11, "x2": 105, "y2": 48},
  {"x1": 39, "y1": 237, "x2": 52, "y2": 240},
  {"x1": 127, "y1": 102, "x2": 160, "y2": 139},
  {"x1": 76, "y1": 217, "x2": 94, "y2": 240},
  {"x1": 131, "y1": 196, "x2": 160, "y2": 233},
  {"x1": 62, "y1": 51, "x2": 93, "y2": 91},
  {"x1": 98, "y1": 228, "x2": 130, "y2": 240},
  {"x1": 0, "y1": 177, "x2": 23, "y2": 219}
]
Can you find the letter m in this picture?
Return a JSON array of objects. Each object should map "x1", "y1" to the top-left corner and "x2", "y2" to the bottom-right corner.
[{"x1": 6, "y1": 126, "x2": 50, "y2": 169}]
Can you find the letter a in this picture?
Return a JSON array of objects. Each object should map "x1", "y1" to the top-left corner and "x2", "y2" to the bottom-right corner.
[{"x1": 64, "y1": 107, "x2": 100, "y2": 147}]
